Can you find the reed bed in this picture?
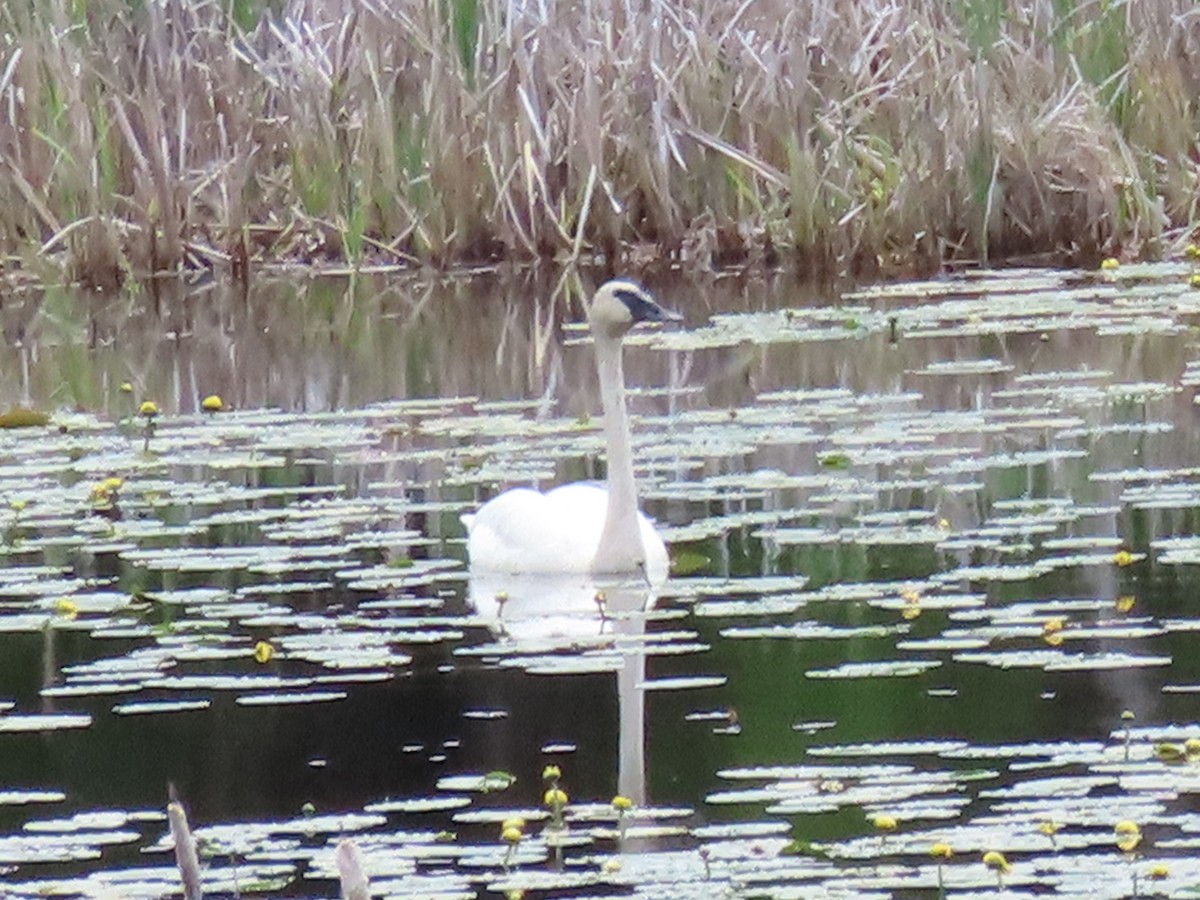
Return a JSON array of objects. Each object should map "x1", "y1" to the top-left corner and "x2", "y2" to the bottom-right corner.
[{"x1": 1, "y1": 0, "x2": 1198, "y2": 286}]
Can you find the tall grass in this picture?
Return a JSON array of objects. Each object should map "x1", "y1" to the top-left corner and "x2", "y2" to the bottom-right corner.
[{"x1": 1, "y1": 0, "x2": 1198, "y2": 286}]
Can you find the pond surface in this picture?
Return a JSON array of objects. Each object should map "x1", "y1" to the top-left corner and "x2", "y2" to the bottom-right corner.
[{"x1": 4, "y1": 266, "x2": 1200, "y2": 897}]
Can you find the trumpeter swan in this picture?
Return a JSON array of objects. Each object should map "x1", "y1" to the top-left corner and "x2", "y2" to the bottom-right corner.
[{"x1": 462, "y1": 279, "x2": 677, "y2": 582}]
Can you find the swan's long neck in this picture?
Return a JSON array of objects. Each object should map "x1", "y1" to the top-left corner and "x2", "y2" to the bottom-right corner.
[{"x1": 592, "y1": 330, "x2": 645, "y2": 573}]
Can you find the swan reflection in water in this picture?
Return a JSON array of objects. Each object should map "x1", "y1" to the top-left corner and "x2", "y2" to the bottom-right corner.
[{"x1": 468, "y1": 572, "x2": 658, "y2": 806}]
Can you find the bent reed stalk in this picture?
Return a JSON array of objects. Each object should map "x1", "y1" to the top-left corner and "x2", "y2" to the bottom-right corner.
[{"x1": 0, "y1": 0, "x2": 1196, "y2": 286}]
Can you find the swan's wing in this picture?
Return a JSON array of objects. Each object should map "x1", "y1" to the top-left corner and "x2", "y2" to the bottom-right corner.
[
  {"x1": 465, "y1": 484, "x2": 608, "y2": 574},
  {"x1": 465, "y1": 483, "x2": 669, "y2": 582}
]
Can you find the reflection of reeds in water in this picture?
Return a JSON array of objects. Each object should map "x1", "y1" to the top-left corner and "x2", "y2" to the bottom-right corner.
[{"x1": 0, "y1": 0, "x2": 1190, "y2": 284}]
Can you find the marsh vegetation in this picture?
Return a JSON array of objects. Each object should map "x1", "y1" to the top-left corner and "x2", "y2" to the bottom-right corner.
[{"x1": 3, "y1": 0, "x2": 1199, "y2": 286}]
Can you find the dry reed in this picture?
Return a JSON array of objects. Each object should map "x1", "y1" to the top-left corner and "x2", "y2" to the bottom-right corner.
[{"x1": 1, "y1": 0, "x2": 1198, "y2": 286}]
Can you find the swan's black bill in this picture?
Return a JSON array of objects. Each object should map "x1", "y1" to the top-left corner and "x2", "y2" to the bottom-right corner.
[{"x1": 613, "y1": 286, "x2": 683, "y2": 324}]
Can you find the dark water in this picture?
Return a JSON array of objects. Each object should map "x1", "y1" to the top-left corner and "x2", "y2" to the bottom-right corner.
[{"x1": 3, "y1": 266, "x2": 1200, "y2": 896}]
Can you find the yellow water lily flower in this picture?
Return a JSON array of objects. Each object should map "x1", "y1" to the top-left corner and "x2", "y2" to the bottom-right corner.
[
  {"x1": 930, "y1": 842, "x2": 953, "y2": 859},
  {"x1": 139, "y1": 400, "x2": 159, "y2": 417},
  {"x1": 201, "y1": 394, "x2": 223, "y2": 412},
  {"x1": 1112, "y1": 550, "x2": 1135, "y2": 567},
  {"x1": 1042, "y1": 618, "x2": 1065, "y2": 646},
  {"x1": 1100, "y1": 257, "x2": 1120, "y2": 271},
  {"x1": 612, "y1": 795, "x2": 634, "y2": 812},
  {"x1": 544, "y1": 788, "x2": 568, "y2": 808},
  {"x1": 1116, "y1": 595, "x2": 1136, "y2": 613},
  {"x1": 501, "y1": 825, "x2": 523, "y2": 844},
  {"x1": 253, "y1": 640, "x2": 274, "y2": 664},
  {"x1": 542, "y1": 765, "x2": 561, "y2": 782},
  {"x1": 90, "y1": 477, "x2": 124, "y2": 503},
  {"x1": 1148, "y1": 862, "x2": 1170, "y2": 879}
]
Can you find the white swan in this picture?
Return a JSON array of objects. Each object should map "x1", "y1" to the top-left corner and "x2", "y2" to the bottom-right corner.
[{"x1": 462, "y1": 279, "x2": 677, "y2": 582}]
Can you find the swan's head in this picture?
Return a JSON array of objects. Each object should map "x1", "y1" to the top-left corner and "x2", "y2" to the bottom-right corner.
[{"x1": 587, "y1": 280, "x2": 679, "y2": 339}]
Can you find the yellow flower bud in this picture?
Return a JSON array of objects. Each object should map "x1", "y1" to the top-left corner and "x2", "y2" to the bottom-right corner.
[
  {"x1": 139, "y1": 400, "x2": 159, "y2": 417},
  {"x1": 253, "y1": 640, "x2": 274, "y2": 664},
  {"x1": 871, "y1": 814, "x2": 897, "y2": 832},
  {"x1": 201, "y1": 394, "x2": 223, "y2": 412},
  {"x1": 983, "y1": 850, "x2": 1011, "y2": 873},
  {"x1": 930, "y1": 842, "x2": 953, "y2": 859},
  {"x1": 1115, "y1": 820, "x2": 1142, "y2": 852},
  {"x1": 1118, "y1": 834, "x2": 1142, "y2": 852}
]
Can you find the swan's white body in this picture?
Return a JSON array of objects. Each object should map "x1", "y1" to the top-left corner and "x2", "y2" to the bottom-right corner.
[
  {"x1": 463, "y1": 483, "x2": 668, "y2": 581},
  {"x1": 462, "y1": 280, "x2": 675, "y2": 583}
]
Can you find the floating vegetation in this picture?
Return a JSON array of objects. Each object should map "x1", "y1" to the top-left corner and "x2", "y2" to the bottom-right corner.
[
  {"x1": 0, "y1": 713, "x2": 93, "y2": 733},
  {"x1": 0, "y1": 407, "x2": 51, "y2": 429}
]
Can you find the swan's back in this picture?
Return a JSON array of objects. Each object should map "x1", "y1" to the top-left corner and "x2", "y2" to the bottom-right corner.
[
  {"x1": 463, "y1": 484, "x2": 606, "y2": 574},
  {"x1": 463, "y1": 483, "x2": 668, "y2": 582}
]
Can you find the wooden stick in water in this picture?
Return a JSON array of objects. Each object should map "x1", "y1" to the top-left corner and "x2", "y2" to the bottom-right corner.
[{"x1": 168, "y1": 800, "x2": 203, "y2": 900}]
